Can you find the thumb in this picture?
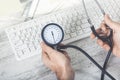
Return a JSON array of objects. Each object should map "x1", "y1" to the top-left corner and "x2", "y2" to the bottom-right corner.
[{"x1": 104, "y1": 14, "x2": 115, "y2": 29}]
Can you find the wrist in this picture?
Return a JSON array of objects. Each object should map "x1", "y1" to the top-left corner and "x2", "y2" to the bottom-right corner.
[{"x1": 56, "y1": 64, "x2": 74, "y2": 80}]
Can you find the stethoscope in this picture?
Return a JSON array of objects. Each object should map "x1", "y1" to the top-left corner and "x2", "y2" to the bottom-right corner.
[{"x1": 41, "y1": 0, "x2": 115, "y2": 80}]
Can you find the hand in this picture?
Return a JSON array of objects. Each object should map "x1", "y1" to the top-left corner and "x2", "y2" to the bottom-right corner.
[
  {"x1": 41, "y1": 42, "x2": 74, "y2": 80},
  {"x1": 91, "y1": 14, "x2": 120, "y2": 57}
]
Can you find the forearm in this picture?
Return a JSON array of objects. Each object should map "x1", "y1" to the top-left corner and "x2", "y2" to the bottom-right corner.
[{"x1": 56, "y1": 65, "x2": 75, "y2": 80}]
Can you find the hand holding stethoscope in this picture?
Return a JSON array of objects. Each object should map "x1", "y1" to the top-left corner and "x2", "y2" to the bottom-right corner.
[{"x1": 82, "y1": 0, "x2": 113, "y2": 80}]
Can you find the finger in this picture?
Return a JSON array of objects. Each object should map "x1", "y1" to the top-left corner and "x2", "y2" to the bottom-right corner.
[
  {"x1": 42, "y1": 50, "x2": 52, "y2": 67},
  {"x1": 90, "y1": 28, "x2": 102, "y2": 39},
  {"x1": 97, "y1": 39, "x2": 104, "y2": 47},
  {"x1": 63, "y1": 51, "x2": 71, "y2": 61},
  {"x1": 102, "y1": 44, "x2": 110, "y2": 51},
  {"x1": 42, "y1": 49, "x2": 50, "y2": 60},
  {"x1": 97, "y1": 39, "x2": 110, "y2": 51},
  {"x1": 42, "y1": 49, "x2": 50, "y2": 61},
  {"x1": 104, "y1": 14, "x2": 115, "y2": 29},
  {"x1": 96, "y1": 28, "x2": 102, "y2": 34},
  {"x1": 41, "y1": 42, "x2": 56, "y2": 56},
  {"x1": 96, "y1": 23, "x2": 109, "y2": 37},
  {"x1": 90, "y1": 33, "x2": 96, "y2": 39},
  {"x1": 101, "y1": 23, "x2": 112, "y2": 36},
  {"x1": 100, "y1": 23, "x2": 107, "y2": 32}
]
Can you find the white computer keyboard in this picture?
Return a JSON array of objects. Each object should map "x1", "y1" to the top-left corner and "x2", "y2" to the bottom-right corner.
[{"x1": 6, "y1": 0, "x2": 120, "y2": 60}]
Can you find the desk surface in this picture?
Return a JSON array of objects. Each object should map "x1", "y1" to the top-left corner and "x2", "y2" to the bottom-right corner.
[
  {"x1": 1, "y1": 30, "x2": 120, "y2": 80},
  {"x1": 0, "y1": 15, "x2": 120, "y2": 80}
]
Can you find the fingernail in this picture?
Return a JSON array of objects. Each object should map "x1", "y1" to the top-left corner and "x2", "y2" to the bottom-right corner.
[
  {"x1": 105, "y1": 14, "x2": 108, "y2": 17},
  {"x1": 102, "y1": 20, "x2": 105, "y2": 23},
  {"x1": 99, "y1": 41, "x2": 103, "y2": 46},
  {"x1": 90, "y1": 35, "x2": 93, "y2": 39},
  {"x1": 40, "y1": 42, "x2": 43, "y2": 46}
]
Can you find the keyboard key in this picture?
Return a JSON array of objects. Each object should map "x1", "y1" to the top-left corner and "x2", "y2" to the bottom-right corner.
[
  {"x1": 65, "y1": 29, "x2": 70, "y2": 34},
  {"x1": 81, "y1": 23, "x2": 90, "y2": 29},
  {"x1": 70, "y1": 27, "x2": 76, "y2": 32},
  {"x1": 70, "y1": 32, "x2": 77, "y2": 37},
  {"x1": 64, "y1": 34, "x2": 70, "y2": 40},
  {"x1": 83, "y1": 28, "x2": 91, "y2": 33},
  {"x1": 77, "y1": 30, "x2": 83, "y2": 35},
  {"x1": 76, "y1": 26, "x2": 82, "y2": 30},
  {"x1": 76, "y1": 20, "x2": 81, "y2": 26},
  {"x1": 81, "y1": 19, "x2": 88, "y2": 23}
]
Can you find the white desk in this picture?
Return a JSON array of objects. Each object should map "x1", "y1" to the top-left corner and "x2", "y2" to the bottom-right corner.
[{"x1": 0, "y1": 14, "x2": 120, "y2": 80}]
